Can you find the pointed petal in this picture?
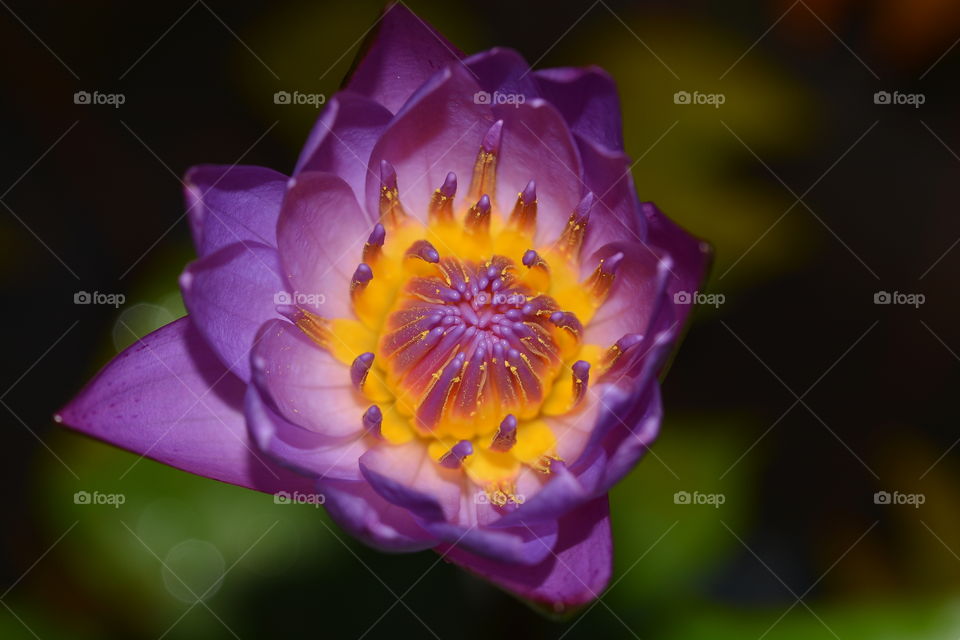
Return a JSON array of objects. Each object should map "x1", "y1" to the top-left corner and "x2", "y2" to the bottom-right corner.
[
  {"x1": 534, "y1": 66, "x2": 625, "y2": 151},
  {"x1": 55, "y1": 317, "x2": 310, "y2": 493},
  {"x1": 439, "y1": 494, "x2": 613, "y2": 613},
  {"x1": 346, "y1": 4, "x2": 464, "y2": 114},
  {"x1": 180, "y1": 242, "x2": 283, "y2": 382},
  {"x1": 294, "y1": 91, "x2": 393, "y2": 202},
  {"x1": 184, "y1": 165, "x2": 287, "y2": 256}
]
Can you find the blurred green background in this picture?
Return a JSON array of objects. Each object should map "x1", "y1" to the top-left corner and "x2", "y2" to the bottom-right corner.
[{"x1": 3, "y1": 0, "x2": 960, "y2": 637}]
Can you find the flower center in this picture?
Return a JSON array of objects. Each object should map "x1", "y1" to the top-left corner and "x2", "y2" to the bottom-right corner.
[{"x1": 379, "y1": 255, "x2": 564, "y2": 439}]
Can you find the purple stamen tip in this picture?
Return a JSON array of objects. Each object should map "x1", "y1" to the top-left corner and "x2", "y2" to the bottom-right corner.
[
  {"x1": 499, "y1": 414, "x2": 517, "y2": 434},
  {"x1": 440, "y1": 439, "x2": 474, "y2": 468},
  {"x1": 550, "y1": 310, "x2": 565, "y2": 324},
  {"x1": 440, "y1": 171, "x2": 457, "y2": 197},
  {"x1": 572, "y1": 360, "x2": 591, "y2": 382},
  {"x1": 521, "y1": 179, "x2": 536, "y2": 203},
  {"x1": 379, "y1": 160, "x2": 398, "y2": 189},
  {"x1": 574, "y1": 192, "x2": 596, "y2": 220},
  {"x1": 616, "y1": 333, "x2": 645, "y2": 352},
  {"x1": 350, "y1": 352, "x2": 375, "y2": 388},
  {"x1": 352, "y1": 263, "x2": 373, "y2": 284},
  {"x1": 481, "y1": 120, "x2": 504, "y2": 153},
  {"x1": 602, "y1": 252, "x2": 625, "y2": 275},
  {"x1": 522, "y1": 249, "x2": 538, "y2": 267},
  {"x1": 362, "y1": 405, "x2": 383, "y2": 436},
  {"x1": 367, "y1": 223, "x2": 385, "y2": 246},
  {"x1": 490, "y1": 414, "x2": 518, "y2": 453},
  {"x1": 477, "y1": 194, "x2": 491, "y2": 213}
]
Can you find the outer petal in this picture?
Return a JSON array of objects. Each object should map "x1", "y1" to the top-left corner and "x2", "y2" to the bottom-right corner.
[
  {"x1": 359, "y1": 444, "x2": 556, "y2": 565},
  {"x1": 577, "y1": 135, "x2": 646, "y2": 258},
  {"x1": 184, "y1": 165, "x2": 287, "y2": 256},
  {"x1": 439, "y1": 494, "x2": 613, "y2": 612},
  {"x1": 365, "y1": 65, "x2": 495, "y2": 219},
  {"x1": 250, "y1": 318, "x2": 364, "y2": 438},
  {"x1": 180, "y1": 242, "x2": 283, "y2": 382},
  {"x1": 320, "y1": 477, "x2": 437, "y2": 552},
  {"x1": 277, "y1": 171, "x2": 377, "y2": 318},
  {"x1": 293, "y1": 91, "x2": 393, "y2": 202},
  {"x1": 642, "y1": 201, "x2": 712, "y2": 330},
  {"x1": 463, "y1": 47, "x2": 540, "y2": 106},
  {"x1": 534, "y1": 66, "x2": 624, "y2": 151},
  {"x1": 55, "y1": 317, "x2": 311, "y2": 494},
  {"x1": 346, "y1": 3, "x2": 464, "y2": 114}
]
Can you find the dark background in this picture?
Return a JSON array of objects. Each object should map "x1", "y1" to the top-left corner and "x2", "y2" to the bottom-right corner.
[{"x1": 3, "y1": 0, "x2": 960, "y2": 637}]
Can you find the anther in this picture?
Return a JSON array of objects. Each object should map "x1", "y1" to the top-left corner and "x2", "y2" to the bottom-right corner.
[
  {"x1": 362, "y1": 405, "x2": 383, "y2": 437},
  {"x1": 350, "y1": 263, "x2": 373, "y2": 298},
  {"x1": 508, "y1": 179, "x2": 537, "y2": 233},
  {"x1": 439, "y1": 439, "x2": 474, "y2": 469},
  {"x1": 556, "y1": 192, "x2": 595, "y2": 259},
  {"x1": 428, "y1": 172, "x2": 457, "y2": 224},
  {"x1": 489, "y1": 414, "x2": 518, "y2": 452},
  {"x1": 379, "y1": 160, "x2": 408, "y2": 225},
  {"x1": 469, "y1": 120, "x2": 502, "y2": 200},
  {"x1": 571, "y1": 360, "x2": 590, "y2": 406},
  {"x1": 405, "y1": 239, "x2": 440, "y2": 263},
  {"x1": 464, "y1": 194, "x2": 492, "y2": 237},
  {"x1": 362, "y1": 223, "x2": 385, "y2": 264},
  {"x1": 350, "y1": 352, "x2": 376, "y2": 390},
  {"x1": 585, "y1": 251, "x2": 624, "y2": 302}
]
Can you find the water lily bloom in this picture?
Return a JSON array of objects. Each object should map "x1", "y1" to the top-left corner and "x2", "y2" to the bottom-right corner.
[{"x1": 58, "y1": 5, "x2": 708, "y2": 611}]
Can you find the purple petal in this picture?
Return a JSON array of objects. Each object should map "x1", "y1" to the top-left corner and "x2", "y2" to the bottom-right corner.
[
  {"x1": 180, "y1": 242, "x2": 283, "y2": 382},
  {"x1": 365, "y1": 66, "x2": 495, "y2": 220},
  {"x1": 346, "y1": 4, "x2": 464, "y2": 114},
  {"x1": 493, "y1": 98, "x2": 583, "y2": 247},
  {"x1": 642, "y1": 201, "x2": 712, "y2": 329},
  {"x1": 244, "y1": 382, "x2": 367, "y2": 481},
  {"x1": 294, "y1": 91, "x2": 392, "y2": 202},
  {"x1": 582, "y1": 241, "x2": 673, "y2": 347},
  {"x1": 250, "y1": 318, "x2": 364, "y2": 438},
  {"x1": 320, "y1": 477, "x2": 437, "y2": 552},
  {"x1": 534, "y1": 66, "x2": 624, "y2": 151},
  {"x1": 183, "y1": 165, "x2": 287, "y2": 257},
  {"x1": 277, "y1": 171, "x2": 377, "y2": 319},
  {"x1": 55, "y1": 317, "x2": 312, "y2": 494},
  {"x1": 439, "y1": 494, "x2": 613, "y2": 613},
  {"x1": 358, "y1": 443, "x2": 460, "y2": 522},
  {"x1": 463, "y1": 47, "x2": 540, "y2": 107},
  {"x1": 576, "y1": 135, "x2": 647, "y2": 258}
]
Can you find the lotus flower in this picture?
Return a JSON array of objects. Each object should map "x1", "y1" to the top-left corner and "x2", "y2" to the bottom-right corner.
[{"x1": 57, "y1": 4, "x2": 709, "y2": 611}]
